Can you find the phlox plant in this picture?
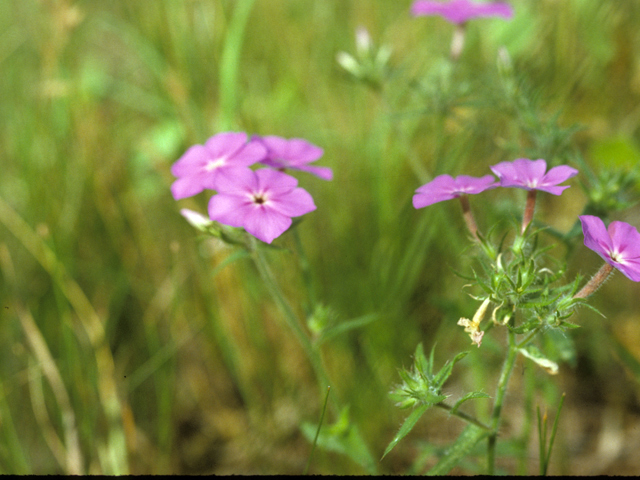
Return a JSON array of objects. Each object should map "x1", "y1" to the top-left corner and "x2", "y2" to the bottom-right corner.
[
  {"x1": 169, "y1": 1, "x2": 640, "y2": 476},
  {"x1": 386, "y1": 158, "x2": 640, "y2": 474}
]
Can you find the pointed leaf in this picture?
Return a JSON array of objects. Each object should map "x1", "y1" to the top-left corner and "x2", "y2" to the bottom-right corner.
[
  {"x1": 427, "y1": 424, "x2": 488, "y2": 475},
  {"x1": 450, "y1": 391, "x2": 491, "y2": 415},
  {"x1": 433, "y1": 351, "x2": 468, "y2": 388},
  {"x1": 315, "y1": 313, "x2": 380, "y2": 345},
  {"x1": 301, "y1": 407, "x2": 377, "y2": 474},
  {"x1": 382, "y1": 403, "x2": 431, "y2": 459}
]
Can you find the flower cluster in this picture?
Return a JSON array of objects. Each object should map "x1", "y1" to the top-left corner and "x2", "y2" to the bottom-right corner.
[
  {"x1": 412, "y1": 158, "x2": 640, "y2": 345},
  {"x1": 413, "y1": 158, "x2": 577, "y2": 239},
  {"x1": 171, "y1": 132, "x2": 331, "y2": 244}
]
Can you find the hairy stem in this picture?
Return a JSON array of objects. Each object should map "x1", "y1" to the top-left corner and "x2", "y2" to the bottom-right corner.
[
  {"x1": 249, "y1": 239, "x2": 332, "y2": 401},
  {"x1": 459, "y1": 195, "x2": 480, "y2": 241},
  {"x1": 436, "y1": 402, "x2": 492, "y2": 431},
  {"x1": 522, "y1": 190, "x2": 537, "y2": 234},
  {"x1": 573, "y1": 262, "x2": 615, "y2": 299},
  {"x1": 487, "y1": 328, "x2": 518, "y2": 474}
]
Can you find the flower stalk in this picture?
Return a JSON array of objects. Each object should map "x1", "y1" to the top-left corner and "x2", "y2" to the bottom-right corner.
[
  {"x1": 522, "y1": 190, "x2": 537, "y2": 234},
  {"x1": 249, "y1": 238, "x2": 332, "y2": 401},
  {"x1": 573, "y1": 262, "x2": 615, "y2": 299},
  {"x1": 459, "y1": 195, "x2": 480, "y2": 240}
]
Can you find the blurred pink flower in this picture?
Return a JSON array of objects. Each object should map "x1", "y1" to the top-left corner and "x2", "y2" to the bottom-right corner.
[
  {"x1": 490, "y1": 158, "x2": 578, "y2": 195},
  {"x1": 253, "y1": 135, "x2": 333, "y2": 180},
  {"x1": 413, "y1": 174, "x2": 497, "y2": 208},
  {"x1": 171, "y1": 132, "x2": 266, "y2": 199},
  {"x1": 579, "y1": 215, "x2": 640, "y2": 282},
  {"x1": 208, "y1": 167, "x2": 316, "y2": 244},
  {"x1": 410, "y1": 0, "x2": 514, "y2": 25}
]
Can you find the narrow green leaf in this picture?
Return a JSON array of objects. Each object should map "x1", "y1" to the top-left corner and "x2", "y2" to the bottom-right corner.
[
  {"x1": 450, "y1": 391, "x2": 491, "y2": 415},
  {"x1": 537, "y1": 405, "x2": 546, "y2": 476},
  {"x1": 427, "y1": 424, "x2": 488, "y2": 475},
  {"x1": 210, "y1": 249, "x2": 250, "y2": 278},
  {"x1": 433, "y1": 351, "x2": 468, "y2": 388},
  {"x1": 381, "y1": 403, "x2": 430, "y2": 459},
  {"x1": 543, "y1": 393, "x2": 565, "y2": 476},
  {"x1": 315, "y1": 313, "x2": 380, "y2": 345},
  {"x1": 301, "y1": 406, "x2": 378, "y2": 474},
  {"x1": 304, "y1": 386, "x2": 331, "y2": 475}
]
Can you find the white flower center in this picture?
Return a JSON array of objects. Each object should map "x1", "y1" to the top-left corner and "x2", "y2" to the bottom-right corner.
[
  {"x1": 250, "y1": 191, "x2": 270, "y2": 206},
  {"x1": 205, "y1": 157, "x2": 226, "y2": 171},
  {"x1": 609, "y1": 248, "x2": 625, "y2": 264}
]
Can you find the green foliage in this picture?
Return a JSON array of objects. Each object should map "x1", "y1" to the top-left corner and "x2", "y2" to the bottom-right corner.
[
  {"x1": 426, "y1": 424, "x2": 489, "y2": 476},
  {"x1": 1, "y1": 0, "x2": 640, "y2": 475}
]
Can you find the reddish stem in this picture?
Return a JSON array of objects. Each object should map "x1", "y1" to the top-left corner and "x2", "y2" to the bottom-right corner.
[
  {"x1": 459, "y1": 195, "x2": 479, "y2": 241},
  {"x1": 521, "y1": 190, "x2": 537, "y2": 234},
  {"x1": 574, "y1": 263, "x2": 615, "y2": 299}
]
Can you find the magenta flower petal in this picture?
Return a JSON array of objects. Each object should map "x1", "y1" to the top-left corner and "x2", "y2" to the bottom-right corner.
[
  {"x1": 206, "y1": 193, "x2": 250, "y2": 228},
  {"x1": 170, "y1": 132, "x2": 267, "y2": 199},
  {"x1": 411, "y1": 0, "x2": 514, "y2": 25},
  {"x1": 208, "y1": 167, "x2": 316, "y2": 244},
  {"x1": 269, "y1": 188, "x2": 317, "y2": 217},
  {"x1": 490, "y1": 158, "x2": 578, "y2": 195},
  {"x1": 242, "y1": 208, "x2": 293, "y2": 245},
  {"x1": 253, "y1": 167, "x2": 300, "y2": 193},
  {"x1": 413, "y1": 174, "x2": 497, "y2": 208},
  {"x1": 253, "y1": 135, "x2": 333, "y2": 180},
  {"x1": 203, "y1": 132, "x2": 249, "y2": 160},
  {"x1": 580, "y1": 215, "x2": 640, "y2": 282},
  {"x1": 171, "y1": 175, "x2": 211, "y2": 201}
]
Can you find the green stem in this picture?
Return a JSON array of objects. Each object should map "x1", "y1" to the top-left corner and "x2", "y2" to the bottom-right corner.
[
  {"x1": 292, "y1": 227, "x2": 317, "y2": 314},
  {"x1": 436, "y1": 402, "x2": 492, "y2": 431},
  {"x1": 487, "y1": 328, "x2": 518, "y2": 474},
  {"x1": 249, "y1": 239, "x2": 331, "y2": 401}
]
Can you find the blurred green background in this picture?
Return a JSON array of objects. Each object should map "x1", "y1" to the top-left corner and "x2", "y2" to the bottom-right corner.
[{"x1": 2, "y1": 0, "x2": 640, "y2": 474}]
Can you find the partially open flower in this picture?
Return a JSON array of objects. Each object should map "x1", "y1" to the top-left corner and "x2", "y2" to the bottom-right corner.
[
  {"x1": 414, "y1": 174, "x2": 497, "y2": 240},
  {"x1": 458, "y1": 297, "x2": 491, "y2": 347},
  {"x1": 413, "y1": 174, "x2": 497, "y2": 208}
]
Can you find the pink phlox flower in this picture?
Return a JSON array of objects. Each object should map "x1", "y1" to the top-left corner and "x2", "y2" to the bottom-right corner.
[
  {"x1": 579, "y1": 215, "x2": 640, "y2": 282},
  {"x1": 410, "y1": 0, "x2": 514, "y2": 25},
  {"x1": 253, "y1": 135, "x2": 333, "y2": 180},
  {"x1": 413, "y1": 174, "x2": 498, "y2": 208},
  {"x1": 171, "y1": 132, "x2": 267, "y2": 200},
  {"x1": 490, "y1": 158, "x2": 578, "y2": 195},
  {"x1": 208, "y1": 167, "x2": 317, "y2": 244}
]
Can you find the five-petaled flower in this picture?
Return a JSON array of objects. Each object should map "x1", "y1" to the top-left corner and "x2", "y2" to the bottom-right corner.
[
  {"x1": 410, "y1": 0, "x2": 514, "y2": 25},
  {"x1": 412, "y1": 174, "x2": 497, "y2": 208},
  {"x1": 413, "y1": 174, "x2": 498, "y2": 239},
  {"x1": 579, "y1": 215, "x2": 640, "y2": 282},
  {"x1": 490, "y1": 158, "x2": 578, "y2": 195},
  {"x1": 208, "y1": 167, "x2": 317, "y2": 244},
  {"x1": 253, "y1": 135, "x2": 333, "y2": 180},
  {"x1": 171, "y1": 132, "x2": 267, "y2": 200}
]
